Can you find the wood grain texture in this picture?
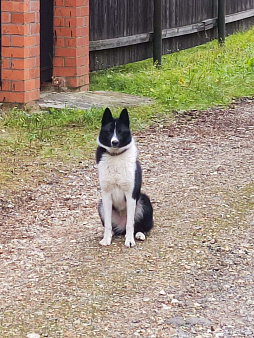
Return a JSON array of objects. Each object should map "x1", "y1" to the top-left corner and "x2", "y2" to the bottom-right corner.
[{"x1": 89, "y1": 0, "x2": 254, "y2": 71}]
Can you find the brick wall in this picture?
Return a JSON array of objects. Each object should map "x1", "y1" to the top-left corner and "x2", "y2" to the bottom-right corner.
[
  {"x1": 0, "y1": 0, "x2": 40, "y2": 104},
  {"x1": 0, "y1": 0, "x2": 89, "y2": 104},
  {"x1": 53, "y1": 0, "x2": 89, "y2": 91}
]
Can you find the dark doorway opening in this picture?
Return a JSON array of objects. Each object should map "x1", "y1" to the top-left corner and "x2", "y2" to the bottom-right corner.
[{"x1": 40, "y1": 0, "x2": 53, "y2": 83}]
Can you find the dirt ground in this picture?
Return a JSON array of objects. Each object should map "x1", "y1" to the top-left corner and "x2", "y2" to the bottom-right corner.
[{"x1": 0, "y1": 99, "x2": 254, "y2": 337}]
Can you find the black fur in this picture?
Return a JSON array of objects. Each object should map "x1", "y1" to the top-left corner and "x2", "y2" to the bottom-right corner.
[
  {"x1": 132, "y1": 161, "x2": 142, "y2": 200},
  {"x1": 98, "y1": 109, "x2": 132, "y2": 150},
  {"x1": 97, "y1": 108, "x2": 153, "y2": 245},
  {"x1": 96, "y1": 146, "x2": 106, "y2": 164},
  {"x1": 133, "y1": 193, "x2": 154, "y2": 234}
]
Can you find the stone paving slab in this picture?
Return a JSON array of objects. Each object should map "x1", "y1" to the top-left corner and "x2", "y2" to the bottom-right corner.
[{"x1": 38, "y1": 90, "x2": 154, "y2": 110}]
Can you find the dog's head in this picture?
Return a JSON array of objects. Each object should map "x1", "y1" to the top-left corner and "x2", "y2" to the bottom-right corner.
[{"x1": 97, "y1": 108, "x2": 132, "y2": 152}]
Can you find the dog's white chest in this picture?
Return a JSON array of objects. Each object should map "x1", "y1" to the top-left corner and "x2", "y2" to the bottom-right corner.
[
  {"x1": 98, "y1": 141, "x2": 137, "y2": 194},
  {"x1": 98, "y1": 155, "x2": 135, "y2": 192}
]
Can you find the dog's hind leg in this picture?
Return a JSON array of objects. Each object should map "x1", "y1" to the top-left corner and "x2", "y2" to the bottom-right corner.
[
  {"x1": 99, "y1": 192, "x2": 113, "y2": 246},
  {"x1": 134, "y1": 193, "x2": 154, "y2": 238}
]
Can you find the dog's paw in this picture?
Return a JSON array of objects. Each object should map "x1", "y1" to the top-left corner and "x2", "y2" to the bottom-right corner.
[
  {"x1": 99, "y1": 236, "x2": 112, "y2": 246},
  {"x1": 135, "y1": 232, "x2": 145, "y2": 241},
  {"x1": 124, "y1": 236, "x2": 136, "y2": 248}
]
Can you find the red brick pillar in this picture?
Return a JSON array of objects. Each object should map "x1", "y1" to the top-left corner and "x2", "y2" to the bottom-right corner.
[
  {"x1": 0, "y1": 0, "x2": 40, "y2": 104},
  {"x1": 53, "y1": 0, "x2": 89, "y2": 91}
]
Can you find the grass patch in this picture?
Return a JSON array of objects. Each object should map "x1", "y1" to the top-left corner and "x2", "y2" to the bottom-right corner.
[
  {"x1": 0, "y1": 105, "x2": 154, "y2": 189},
  {"x1": 1, "y1": 107, "x2": 104, "y2": 159},
  {"x1": 90, "y1": 27, "x2": 254, "y2": 112},
  {"x1": 0, "y1": 107, "x2": 104, "y2": 189},
  {"x1": 1, "y1": 28, "x2": 254, "y2": 190}
]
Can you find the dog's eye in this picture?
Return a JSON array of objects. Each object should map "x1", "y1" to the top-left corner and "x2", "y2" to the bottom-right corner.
[{"x1": 103, "y1": 130, "x2": 112, "y2": 135}]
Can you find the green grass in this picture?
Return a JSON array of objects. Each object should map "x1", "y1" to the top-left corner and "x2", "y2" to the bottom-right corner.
[
  {"x1": 1, "y1": 106, "x2": 103, "y2": 157},
  {"x1": 1, "y1": 27, "x2": 254, "y2": 189},
  {"x1": 0, "y1": 105, "x2": 154, "y2": 188},
  {"x1": 90, "y1": 27, "x2": 254, "y2": 112},
  {"x1": 0, "y1": 107, "x2": 104, "y2": 187}
]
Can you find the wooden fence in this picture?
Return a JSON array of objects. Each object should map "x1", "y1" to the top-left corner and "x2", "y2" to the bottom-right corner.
[
  {"x1": 0, "y1": 0, "x2": 1, "y2": 85},
  {"x1": 89, "y1": 0, "x2": 254, "y2": 71}
]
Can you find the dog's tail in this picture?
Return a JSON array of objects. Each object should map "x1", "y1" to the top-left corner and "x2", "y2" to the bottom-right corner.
[{"x1": 134, "y1": 193, "x2": 153, "y2": 234}]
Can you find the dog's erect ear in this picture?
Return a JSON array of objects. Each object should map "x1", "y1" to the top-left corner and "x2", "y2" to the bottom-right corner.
[
  {"x1": 119, "y1": 108, "x2": 129, "y2": 127},
  {"x1": 101, "y1": 108, "x2": 113, "y2": 125}
]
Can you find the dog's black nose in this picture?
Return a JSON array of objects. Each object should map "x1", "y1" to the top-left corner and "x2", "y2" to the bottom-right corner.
[{"x1": 111, "y1": 140, "x2": 119, "y2": 147}]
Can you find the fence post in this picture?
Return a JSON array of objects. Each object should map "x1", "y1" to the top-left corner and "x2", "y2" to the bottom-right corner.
[
  {"x1": 153, "y1": 0, "x2": 162, "y2": 66},
  {"x1": 218, "y1": 0, "x2": 225, "y2": 44}
]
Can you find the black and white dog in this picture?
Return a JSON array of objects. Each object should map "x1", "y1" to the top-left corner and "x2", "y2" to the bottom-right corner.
[{"x1": 96, "y1": 108, "x2": 153, "y2": 247}]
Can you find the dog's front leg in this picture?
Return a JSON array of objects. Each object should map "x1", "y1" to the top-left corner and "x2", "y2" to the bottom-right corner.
[
  {"x1": 125, "y1": 195, "x2": 136, "y2": 248},
  {"x1": 100, "y1": 192, "x2": 113, "y2": 246}
]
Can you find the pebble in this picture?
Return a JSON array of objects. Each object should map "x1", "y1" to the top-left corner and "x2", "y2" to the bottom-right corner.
[
  {"x1": 185, "y1": 317, "x2": 212, "y2": 326},
  {"x1": 166, "y1": 316, "x2": 185, "y2": 327},
  {"x1": 27, "y1": 334, "x2": 40, "y2": 338},
  {"x1": 193, "y1": 302, "x2": 202, "y2": 308},
  {"x1": 241, "y1": 328, "x2": 253, "y2": 336},
  {"x1": 162, "y1": 304, "x2": 171, "y2": 310},
  {"x1": 177, "y1": 329, "x2": 191, "y2": 338},
  {"x1": 166, "y1": 316, "x2": 212, "y2": 328}
]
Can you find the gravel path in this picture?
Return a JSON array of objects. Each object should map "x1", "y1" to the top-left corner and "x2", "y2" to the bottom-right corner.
[{"x1": 0, "y1": 99, "x2": 254, "y2": 337}]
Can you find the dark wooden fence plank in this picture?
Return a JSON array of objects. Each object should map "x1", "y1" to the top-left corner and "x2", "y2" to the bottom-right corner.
[
  {"x1": 89, "y1": 0, "x2": 254, "y2": 71},
  {"x1": 0, "y1": 0, "x2": 2, "y2": 85},
  {"x1": 89, "y1": 0, "x2": 154, "y2": 71},
  {"x1": 226, "y1": 0, "x2": 254, "y2": 14}
]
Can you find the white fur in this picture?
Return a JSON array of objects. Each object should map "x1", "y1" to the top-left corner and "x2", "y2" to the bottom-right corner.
[
  {"x1": 97, "y1": 139, "x2": 138, "y2": 247},
  {"x1": 97, "y1": 139, "x2": 137, "y2": 193},
  {"x1": 135, "y1": 232, "x2": 145, "y2": 241},
  {"x1": 111, "y1": 123, "x2": 119, "y2": 146}
]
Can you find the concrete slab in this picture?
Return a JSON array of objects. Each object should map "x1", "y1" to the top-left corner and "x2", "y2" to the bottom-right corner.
[{"x1": 38, "y1": 91, "x2": 154, "y2": 110}]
